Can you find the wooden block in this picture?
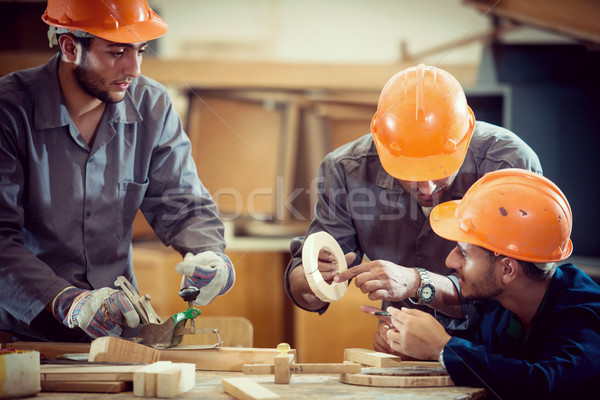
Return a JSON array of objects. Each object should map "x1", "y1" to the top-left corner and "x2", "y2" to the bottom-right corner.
[
  {"x1": 41, "y1": 381, "x2": 129, "y2": 393},
  {"x1": 344, "y1": 348, "x2": 402, "y2": 368},
  {"x1": 274, "y1": 354, "x2": 293, "y2": 384},
  {"x1": 89, "y1": 337, "x2": 160, "y2": 364},
  {"x1": 222, "y1": 377, "x2": 280, "y2": 400},
  {"x1": 159, "y1": 347, "x2": 296, "y2": 372},
  {"x1": 133, "y1": 361, "x2": 195, "y2": 398},
  {"x1": 156, "y1": 369, "x2": 181, "y2": 398}
]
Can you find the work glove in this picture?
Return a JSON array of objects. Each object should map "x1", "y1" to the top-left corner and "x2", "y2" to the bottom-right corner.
[
  {"x1": 52, "y1": 286, "x2": 140, "y2": 339},
  {"x1": 175, "y1": 251, "x2": 235, "y2": 306}
]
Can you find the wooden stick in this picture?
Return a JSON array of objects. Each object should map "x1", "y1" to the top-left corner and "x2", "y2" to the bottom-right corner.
[
  {"x1": 222, "y1": 377, "x2": 280, "y2": 400},
  {"x1": 244, "y1": 362, "x2": 362, "y2": 375}
]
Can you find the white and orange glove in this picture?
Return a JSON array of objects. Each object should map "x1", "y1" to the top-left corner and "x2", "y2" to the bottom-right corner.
[
  {"x1": 53, "y1": 286, "x2": 140, "y2": 339},
  {"x1": 175, "y1": 251, "x2": 235, "y2": 306}
]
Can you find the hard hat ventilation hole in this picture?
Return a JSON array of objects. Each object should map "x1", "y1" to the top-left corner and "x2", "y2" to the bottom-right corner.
[
  {"x1": 59, "y1": 14, "x2": 72, "y2": 24},
  {"x1": 443, "y1": 138, "x2": 457, "y2": 154},
  {"x1": 506, "y1": 243, "x2": 519, "y2": 253},
  {"x1": 519, "y1": 209, "x2": 528, "y2": 216},
  {"x1": 459, "y1": 218, "x2": 473, "y2": 233},
  {"x1": 104, "y1": 15, "x2": 120, "y2": 29}
]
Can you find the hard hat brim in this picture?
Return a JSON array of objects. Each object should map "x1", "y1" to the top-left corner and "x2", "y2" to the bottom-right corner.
[
  {"x1": 373, "y1": 106, "x2": 475, "y2": 182},
  {"x1": 375, "y1": 131, "x2": 471, "y2": 181},
  {"x1": 430, "y1": 200, "x2": 574, "y2": 263}
]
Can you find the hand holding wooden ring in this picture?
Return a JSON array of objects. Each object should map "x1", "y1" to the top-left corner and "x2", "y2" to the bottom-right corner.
[{"x1": 301, "y1": 231, "x2": 348, "y2": 302}]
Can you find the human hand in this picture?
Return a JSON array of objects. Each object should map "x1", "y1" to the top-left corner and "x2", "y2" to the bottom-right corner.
[
  {"x1": 175, "y1": 251, "x2": 235, "y2": 306},
  {"x1": 53, "y1": 286, "x2": 140, "y2": 339},
  {"x1": 360, "y1": 305, "x2": 404, "y2": 356},
  {"x1": 313, "y1": 249, "x2": 357, "y2": 284},
  {"x1": 386, "y1": 306, "x2": 451, "y2": 360},
  {"x1": 334, "y1": 260, "x2": 419, "y2": 301}
]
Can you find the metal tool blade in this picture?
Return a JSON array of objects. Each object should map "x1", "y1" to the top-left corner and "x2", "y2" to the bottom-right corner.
[{"x1": 140, "y1": 316, "x2": 176, "y2": 347}]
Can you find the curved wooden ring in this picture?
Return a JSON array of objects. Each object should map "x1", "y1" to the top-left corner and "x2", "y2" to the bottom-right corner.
[{"x1": 301, "y1": 231, "x2": 348, "y2": 302}]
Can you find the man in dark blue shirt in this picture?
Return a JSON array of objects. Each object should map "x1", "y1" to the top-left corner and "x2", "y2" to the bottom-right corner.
[{"x1": 383, "y1": 169, "x2": 600, "y2": 398}]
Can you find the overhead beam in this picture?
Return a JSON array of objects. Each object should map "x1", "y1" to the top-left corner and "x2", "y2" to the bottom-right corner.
[
  {"x1": 0, "y1": 52, "x2": 478, "y2": 91},
  {"x1": 464, "y1": 0, "x2": 600, "y2": 45}
]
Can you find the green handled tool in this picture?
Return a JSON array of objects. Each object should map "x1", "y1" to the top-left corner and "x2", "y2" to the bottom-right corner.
[{"x1": 116, "y1": 276, "x2": 222, "y2": 349}]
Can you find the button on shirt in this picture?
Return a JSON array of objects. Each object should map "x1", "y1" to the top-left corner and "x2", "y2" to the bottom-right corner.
[
  {"x1": 285, "y1": 124, "x2": 542, "y2": 314},
  {"x1": 0, "y1": 55, "x2": 225, "y2": 337}
]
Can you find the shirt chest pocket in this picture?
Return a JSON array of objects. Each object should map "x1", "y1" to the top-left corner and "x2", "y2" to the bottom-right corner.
[{"x1": 117, "y1": 179, "x2": 149, "y2": 240}]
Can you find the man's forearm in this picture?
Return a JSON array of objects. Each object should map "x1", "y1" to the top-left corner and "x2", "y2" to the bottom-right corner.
[{"x1": 289, "y1": 265, "x2": 328, "y2": 311}]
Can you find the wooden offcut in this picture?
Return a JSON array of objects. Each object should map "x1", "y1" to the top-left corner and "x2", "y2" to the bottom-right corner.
[
  {"x1": 89, "y1": 336, "x2": 160, "y2": 364},
  {"x1": 222, "y1": 377, "x2": 280, "y2": 400},
  {"x1": 133, "y1": 361, "x2": 195, "y2": 398},
  {"x1": 344, "y1": 348, "x2": 402, "y2": 368}
]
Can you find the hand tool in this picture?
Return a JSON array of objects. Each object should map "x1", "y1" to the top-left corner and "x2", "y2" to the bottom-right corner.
[{"x1": 115, "y1": 276, "x2": 222, "y2": 349}]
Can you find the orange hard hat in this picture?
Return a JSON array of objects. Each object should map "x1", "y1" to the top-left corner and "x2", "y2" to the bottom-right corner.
[
  {"x1": 42, "y1": 0, "x2": 168, "y2": 44},
  {"x1": 371, "y1": 64, "x2": 475, "y2": 181},
  {"x1": 430, "y1": 168, "x2": 573, "y2": 263}
]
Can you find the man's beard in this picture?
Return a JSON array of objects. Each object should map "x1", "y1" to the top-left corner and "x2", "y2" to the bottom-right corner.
[
  {"x1": 462, "y1": 264, "x2": 502, "y2": 301},
  {"x1": 73, "y1": 54, "x2": 123, "y2": 104}
]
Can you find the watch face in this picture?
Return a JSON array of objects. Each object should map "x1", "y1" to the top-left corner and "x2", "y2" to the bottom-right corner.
[{"x1": 419, "y1": 283, "x2": 436, "y2": 303}]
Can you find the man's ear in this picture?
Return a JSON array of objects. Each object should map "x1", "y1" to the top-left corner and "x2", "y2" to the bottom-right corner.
[
  {"x1": 58, "y1": 34, "x2": 78, "y2": 62},
  {"x1": 499, "y1": 257, "x2": 519, "y2": 285}
]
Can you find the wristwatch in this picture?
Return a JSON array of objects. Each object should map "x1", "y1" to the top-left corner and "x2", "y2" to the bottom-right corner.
[{"x1": 409, "y1": 267, "x2": 436, "y2": 305}]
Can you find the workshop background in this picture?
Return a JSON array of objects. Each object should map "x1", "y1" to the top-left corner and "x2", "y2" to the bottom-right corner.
[{"x1": 1, "y1": 0, "x2": 599, "y2": 363}]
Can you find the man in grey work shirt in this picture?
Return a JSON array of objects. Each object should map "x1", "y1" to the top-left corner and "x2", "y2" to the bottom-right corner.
[
  {"x1": 0, "y1": 0, "x2": 234, "y2": 342},
  {"x1": 284, "y1": 64, "x2": 542, "y2": 355}
]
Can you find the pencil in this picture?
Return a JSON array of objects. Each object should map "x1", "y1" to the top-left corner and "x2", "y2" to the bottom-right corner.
[{"x1": 373, "y1": 311, "x2": 391, "y2": 316}]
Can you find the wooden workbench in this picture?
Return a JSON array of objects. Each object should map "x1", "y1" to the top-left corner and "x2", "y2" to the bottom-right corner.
[{"x1": 35, "y1": 370, "x2": 486, "y2": 399}]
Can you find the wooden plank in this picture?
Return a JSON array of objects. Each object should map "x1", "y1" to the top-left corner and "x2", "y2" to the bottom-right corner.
[
  {"x1": 344, "y1": 348, "x2": 402, "y2": 368},
  {"x1": 89, "y1": 336, "x2": 160, "y2": 364},
  {"x1": 40, "y1": 364, "x2": 142, "y2": 381},
  {"x1": 222, "y1": 377, "x2": 280, "y2": 400},
  {"x1": 160, "y1": 347, "x2": 296, "y2": 372},
  {"x1": 40, "y1": 380, "x2": 129, "y2": 393},
  {"x1": 4, "y1": 342, "x2": 90, "y2": 359},
  {"x1": 465, "y1": 0, "x2": 600, "y2": 44}
]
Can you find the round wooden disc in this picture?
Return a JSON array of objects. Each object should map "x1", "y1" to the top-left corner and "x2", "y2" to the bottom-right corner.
[
  {"x1": 340, "y1": 372, "x2": 454, "y2": 388},
  {"x1": 362, "y1": 366, "x2": 448, "y2": 376}
]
